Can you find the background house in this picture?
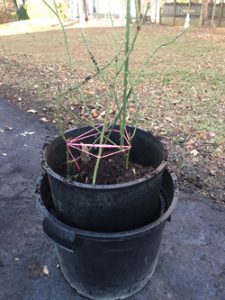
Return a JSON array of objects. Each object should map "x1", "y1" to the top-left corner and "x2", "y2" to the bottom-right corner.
[
  {"x1": 1, "y1": 0, "x2": 223, "y2": 27},
  {"x1": 68, "y1": 0, "x2": 160, "y2": 23}
]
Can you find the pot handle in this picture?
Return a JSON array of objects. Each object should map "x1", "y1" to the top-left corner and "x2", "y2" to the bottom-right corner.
[{"x1": 43, "y1": 216, "x2": 77, "y2": 251}]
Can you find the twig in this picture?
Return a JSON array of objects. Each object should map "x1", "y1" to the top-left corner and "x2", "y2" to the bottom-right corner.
[
  {"x1": 58, "y1": 56, "x2": 116, "y2": 98},
  {"x1": 42, "y1": 0, "x2": 72, "y2": 68}
]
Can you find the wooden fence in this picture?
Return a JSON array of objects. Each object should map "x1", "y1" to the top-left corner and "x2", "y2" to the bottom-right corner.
[{"x1": 161, "y1": 3, "x2": 225, "y2": 26}]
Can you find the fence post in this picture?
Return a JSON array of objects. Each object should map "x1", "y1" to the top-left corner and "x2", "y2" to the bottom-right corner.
[{"x1": 173, "y1": 0, "x2": 176, "y2": 26}]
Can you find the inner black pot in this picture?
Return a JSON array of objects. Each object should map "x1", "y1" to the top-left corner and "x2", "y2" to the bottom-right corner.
[
  {"x1": 42, "y1": 125, "x2": 167, "y2": 232},
  {"x1": 37, "y1": 170, "x2": 178, "y2": 300}
]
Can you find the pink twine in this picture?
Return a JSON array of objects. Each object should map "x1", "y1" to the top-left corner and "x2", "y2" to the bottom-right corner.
[
  {"x1": 66, "y1": 127, "x2": 131, "y2": 171},
  {"x1": 67, "y1": 145, "x2": 81, "y2": 171}
]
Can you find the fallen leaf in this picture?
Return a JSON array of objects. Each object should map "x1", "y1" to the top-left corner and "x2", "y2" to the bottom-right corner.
[
  {"x1": 27, "y1": 109, "x2": 37, "y2": 114},
  {"x1": 209, "y1": 132, "x2": 215, "y2": 138},
  {"x1": 209, "y1": 170, "x2": 216, "y2": 176},
  {"x1": 4, "y1": 126, "x2": 13, "y2": 131},
  {"x1": 197, "y1": 132, "x2": 207, "y2": 140},
  {"x1": 185, "y1": 139, "x2": 196, "y2": 147},
  {"x1": 91, "y1": 110, "x2": 99, "y2": 118},
  {"x1": 171, "y1": 100, "x2": 180, "y2": 104},
  {"x1": 28, "y1": 262, "x2": 45, "y2": 279},
  {"x1": 165, "y1": 117, "x2": 173, "y2": 122},
  {"x1": 190, "y1": 149, "x2": 199, "y2": 156},
  {"x1": 20, "y1": 131, "x2": 35, "y2": 136},
  {"x1": 42, "y1": 265, "x2": 49, "y2": 276},
  {"x1": 41, "y1": 117, "x2": 48, "y2": 122}
]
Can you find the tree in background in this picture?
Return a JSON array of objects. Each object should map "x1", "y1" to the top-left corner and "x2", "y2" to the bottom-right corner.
[
  {"x1": 78, "y1": 0, "x2": 88, "y2": 23},
  {"x1": 199, "y1": 0, "x2": 209, "y2": 26},
  {"x1": 0, "y1": 2, "x2": 11, "y2": 23},
  {"x1": 12, "y1": 0, "x2": 29, "y2": 20},
  {"x1": 217, "y1": 0, "x2": 224, "y2": 26}
]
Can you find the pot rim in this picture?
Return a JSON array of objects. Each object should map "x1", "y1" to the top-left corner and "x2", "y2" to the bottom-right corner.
[
  {"x1": 37, "y1": 171, "x2": 179, "y2": 241},
  {"x1": 41, "y1": 125, "x2": 167, "y2": 190}
]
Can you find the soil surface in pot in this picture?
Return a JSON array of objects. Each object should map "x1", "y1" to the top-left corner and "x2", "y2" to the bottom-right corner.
[{"x1": 61, "y1": 152, "x2": 154, "y2": 184}]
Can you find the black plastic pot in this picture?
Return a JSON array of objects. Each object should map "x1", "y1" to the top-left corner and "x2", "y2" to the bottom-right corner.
[
  {"x1": 37, "y1": 170, "x2": 178, "y2": 300},
  {"x1": 42, "y1": 126, "x2": 167, "y2": 232}
]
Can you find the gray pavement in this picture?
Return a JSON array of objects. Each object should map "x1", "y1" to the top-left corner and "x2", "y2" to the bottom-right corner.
[{"x1": 0, "y1": 98, "x2": 224, "y2": 300}]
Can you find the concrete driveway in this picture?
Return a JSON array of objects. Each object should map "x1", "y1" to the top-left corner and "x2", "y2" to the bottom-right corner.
[{"x1": 0, "y1": 18, "x2": 125, "y2": 37}]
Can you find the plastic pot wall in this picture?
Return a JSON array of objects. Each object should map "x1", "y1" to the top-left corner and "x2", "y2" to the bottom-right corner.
[
  {"x1": 42, "y1": 126, "x2": 167, "y2": 232},
  {"x1": 37, "y1": 170, "x2": 178, "y2": 300}
]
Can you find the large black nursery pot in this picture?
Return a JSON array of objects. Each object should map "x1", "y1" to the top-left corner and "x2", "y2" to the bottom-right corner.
[
  {"x1": 42, "y1": 126, "x2": 167, "y2": 232},
  {"x1": 37, "y1": 170, "x2": 178, "y2": 300}
]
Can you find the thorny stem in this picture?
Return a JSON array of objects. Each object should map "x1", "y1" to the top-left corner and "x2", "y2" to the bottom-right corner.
[
  {"x1": 42, "y1": 0, "x2": 72, "y2": 68},
  {"x1": 55, "y1": 94, "x2": 65, "y2": 138},
  {"x1": 42, "y1": 0, "x2": 112, "y2": 182},
  {"x1": 81, "y1": 34, "x2": 121, "y2": 111},
  {"x1": 44, "y1": 0, "x2": 187, "y2": 184},
  {"x1": 109, "y1": 12, "x2": 119, "y2": 73},
  {"x1": 127, "y1": 28, "x2": 188, "y2": 100},
  {"x1": 58, "y1": 56, "x2": 116, "y2": 98},
  {"x1": 92, "y1": 96, "x2": 112, "y2": 185},
  {"x1": 58, "y1": 102, "x2": 117, "y2": 146},
  {"x1": 81, "y1": 32, "x2": 100, "y2": 72},
  {"x1": 81, "y1": 31, "x2": 127, "y2": 183},
  {"x1": 112, "y1": 4, "x2": 149, "y2": 85},
  {"x1": 120, "y1": 0, "x2": 131, "y2": 146},
  {"x1": 80, "y1": 32, "x2": 116, "y2": 184},
  {"x1": 109, "y1": 3, "x2": 150, "y2": 132},
  {"x1": 42, "y1": 0, "x2": 73, "y2": 139},
  {"x1": 108, "y1": 29, "x2": 187, "y2": 134},
  {"x1": 105, "y1": 0, "x2": 144, "y2": 143},
  {"x1": 42, "y1": 0, "x2": 80, "y2": 179},
  {"x1": 134, "y1": 0, "x2": 142, "y2": 24}
]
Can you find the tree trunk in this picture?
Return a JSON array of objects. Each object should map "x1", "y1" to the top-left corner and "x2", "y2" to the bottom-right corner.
[
  {"x1": 78, "y1": 0, "x2": 88, "y2": 23},
  {"x1": 12, "y1": 0, "x2": 18, "y2": 10},
  {"x1": 188, "y1": 0, "x2": 191, "y2": 9},
  {"x1": 12, "y1": 0, "x2": 29, "y2": 21},
  {"x1": 217, "y1": 0, "x2": 224, "y2": 27},
  {"x1": 83, "y1": 0, "x2": 88, "y2": 21},
  {"x1": 199, "y1": 0, "x2": 209, "y2": 26},
  {"x1": 211, "y1": 0, "x2": 217, "y2": 26},
  {"x1": 3, "y1": 0, "x2": 8, "y2": 12},
  {"x1": 203, "y1": 0, "x2": 209, "y2": 24}
]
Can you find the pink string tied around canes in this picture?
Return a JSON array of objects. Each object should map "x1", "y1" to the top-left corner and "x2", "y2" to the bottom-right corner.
[{"x1": 66, "y1": 126, "x2": 132, "y2": 171}]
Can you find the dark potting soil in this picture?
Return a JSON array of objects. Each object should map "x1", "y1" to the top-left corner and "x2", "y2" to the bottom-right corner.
[{"x1": 63, "y1": 153, "x2": 154, "y2": 185}]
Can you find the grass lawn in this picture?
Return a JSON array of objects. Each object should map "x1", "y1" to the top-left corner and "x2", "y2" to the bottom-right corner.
[{"x1": 0, "y1": 24, "x2": 224, "y2": 203}]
